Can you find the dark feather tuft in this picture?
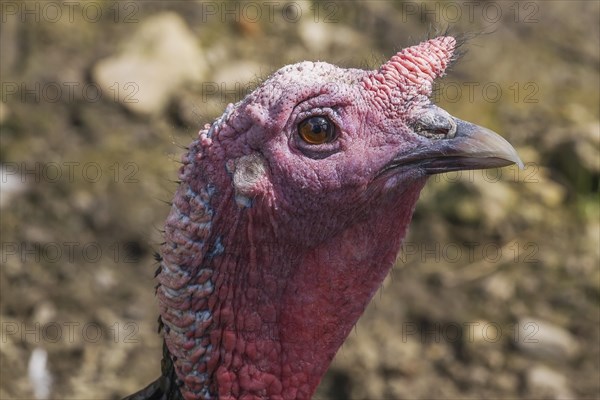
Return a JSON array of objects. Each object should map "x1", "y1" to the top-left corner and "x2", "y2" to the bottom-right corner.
[
  {"x1": 121, "y1": 341, "x2": 184, "y2": 400},
  {"x1": 157, "y1": 315, "x2": 164, "y2": 334}
]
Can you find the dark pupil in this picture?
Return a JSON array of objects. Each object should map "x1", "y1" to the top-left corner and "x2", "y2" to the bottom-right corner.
[{"x1": 309, "y1": 117, "x2": 328, "y2": 134}]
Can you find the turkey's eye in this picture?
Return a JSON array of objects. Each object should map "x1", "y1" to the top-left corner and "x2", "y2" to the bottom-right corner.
[{"x1": 298, "y1": 116, "x2": 335, "y2": 145}]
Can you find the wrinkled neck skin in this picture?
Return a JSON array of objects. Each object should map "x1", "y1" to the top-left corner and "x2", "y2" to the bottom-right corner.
[{"x1": 158, "y1": 145, "x2": 425, "y2": 400}]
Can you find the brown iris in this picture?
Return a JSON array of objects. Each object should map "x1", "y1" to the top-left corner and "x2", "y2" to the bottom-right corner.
[{"x1": 298, "y1": 116, "x2": 335, "y2": 145}]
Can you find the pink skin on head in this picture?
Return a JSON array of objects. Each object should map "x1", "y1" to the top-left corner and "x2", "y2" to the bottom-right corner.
[{"x1": 157, "y1": 37, "x2": 456, "y2": 399}]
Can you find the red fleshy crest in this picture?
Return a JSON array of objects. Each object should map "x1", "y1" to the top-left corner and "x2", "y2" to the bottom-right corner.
[{"x1": 380, "y1": 36, "x2": 455, "y2": 90}]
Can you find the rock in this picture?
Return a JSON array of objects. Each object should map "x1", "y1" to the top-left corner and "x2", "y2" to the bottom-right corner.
[
  {"x1": 516, "y1": 317, "x2": 579, "y2": 361},
  {"x1": 0, "y1": 163, "x2": 27, "y2": 209},
  {"x1": 92, "y1": 12, "x2": 206, "y2": 115},
  {"x1": 27, "y1": 348, "x2": 53, "y2": 400},
  {"x1": 32, "y1": 302, "x2": 57, "y2": 326},
  {"x1": 527, "y1": 365, "x2": 575, "y2": 399},
  {"x1": 482, "y1": 273, "x2": 515, "y2": 301}
]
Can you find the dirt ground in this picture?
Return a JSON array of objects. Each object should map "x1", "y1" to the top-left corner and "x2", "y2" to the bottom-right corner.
[{"x1": 1, "y1": 1, "x2": 598, "y2": 399}]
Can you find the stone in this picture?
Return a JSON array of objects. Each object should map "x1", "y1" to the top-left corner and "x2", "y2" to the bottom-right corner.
[
  {"x1": 482, "y1": 273, "x2": 515, "y2": 301},
  {"x1": 0, "y1": 163, "x2": 27, "y2": 209},
  {"x1": 516, "y1": 317, "x2": 580, "y2": 361},
  {"x1": 527, "y1": 365, "x2": 575, "y2": 400},
  {"x1": 92, "y1": 12, "x2": 206, "y2": 115},
  {"x1": 27, "y1": 348, "x2": 52, "y2": 400}
]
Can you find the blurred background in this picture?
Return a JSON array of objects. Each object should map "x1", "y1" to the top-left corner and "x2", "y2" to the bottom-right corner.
[{"x1": 1, "y1": 1, "x2": 598, "y2": 399}]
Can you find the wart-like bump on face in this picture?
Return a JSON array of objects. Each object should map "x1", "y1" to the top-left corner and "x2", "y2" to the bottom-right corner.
[{"x1": 232, "y1": 153, "x2": 268, "y2": 207}]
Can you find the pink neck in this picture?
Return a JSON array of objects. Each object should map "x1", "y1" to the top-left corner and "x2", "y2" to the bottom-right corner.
[
  {"x1": 205, "y1": 192, "x2": 420, "y2": 399},
  {"x1": 160, "y1": 176, "x2": 425, "y2": 399}
]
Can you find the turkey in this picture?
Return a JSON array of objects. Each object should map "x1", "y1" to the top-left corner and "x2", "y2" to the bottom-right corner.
[{"x1": 124, "y1": 36, "x2": 522, "y2": 400}]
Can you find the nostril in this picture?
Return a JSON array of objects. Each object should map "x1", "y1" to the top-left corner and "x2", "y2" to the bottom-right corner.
[
  {"x1": 413, "y1": 110, "x2": 457, "y2": 140},
  {"x1": 431, "y1": 127, "x2": 450, "y2": 136}
]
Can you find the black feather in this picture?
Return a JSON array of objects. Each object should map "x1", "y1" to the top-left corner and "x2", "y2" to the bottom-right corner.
[{"x1": 121, "y1": 342, "x2": 184, "y2": 400}]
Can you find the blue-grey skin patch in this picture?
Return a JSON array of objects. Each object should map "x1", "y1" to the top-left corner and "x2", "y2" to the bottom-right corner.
[
  {"x1": 207, "y1": 236, "x2": 224, "y2": 259},
  {"x1": 235, "y1": 194, "x2": 253, "y2": 208}
]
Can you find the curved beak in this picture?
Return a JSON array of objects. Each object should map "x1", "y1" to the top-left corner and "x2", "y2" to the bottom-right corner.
[{"x1": 382, "y1": 119, "x2": 523, "y2": 175}]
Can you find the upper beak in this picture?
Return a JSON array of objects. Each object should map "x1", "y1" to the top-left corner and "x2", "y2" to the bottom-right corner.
[{"x1": 383, "y1": 119, "x2": 523, "y2": 175}]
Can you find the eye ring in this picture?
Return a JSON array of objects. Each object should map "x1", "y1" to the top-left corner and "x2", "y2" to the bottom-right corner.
[{"x1": 298, "y1": 116, "x2": 336, "y2": 145}]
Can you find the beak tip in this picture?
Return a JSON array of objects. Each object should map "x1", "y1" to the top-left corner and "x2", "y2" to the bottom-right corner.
[
  {"x1": 505, "y1": 142, "x2": 524, "y2": 170},
  {"x1": 505, "y1": 147, "x2": 524, "y2": 170},
  {"x1": 516, "y1": 158, "x2": 525, "y2": 170},
  {"x1": 459, "y1": 121, "x2": 524, "y2": 172}
]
